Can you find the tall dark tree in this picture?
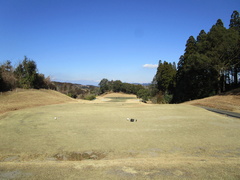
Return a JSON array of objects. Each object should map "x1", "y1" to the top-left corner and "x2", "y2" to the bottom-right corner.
[
  {"x1": 230, "y1": 10, "x2": 240, "y2": 32},
  {"x1": 207, "y1": 19, "x2": 239, "y2": 92},
  {"x1": 184, "y1": 36, "x2": 197, "y2": 59},
  {"x1": 154, "y1": 60, "x2": 176, "y2": 94},
  {"x1": 196, "y1": 30, "x2": 209, "y2": 54},
  {"x1": 174, "y1": 11, "x2": 240, "y2": 103},
  {"x1": 174, "y1": 36, "x2": 198, "y2": 102},
  {"x1": 229, "y1": 10, "x2": 240, "y2": 87}
]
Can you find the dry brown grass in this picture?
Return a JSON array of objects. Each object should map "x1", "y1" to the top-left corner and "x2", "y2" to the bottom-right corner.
[
  {"x1": 0, "y1": 92, "x2": 240, "y2": 179},
  {"x1": 0, "y1": 89, "x2": 75, "y2": 114},
  {"x1": 183, "y1": 88, "x2": 240, "y2": 113},
  {"x1": 1, "y1": 157, "x2": 239, "y2": 179}
]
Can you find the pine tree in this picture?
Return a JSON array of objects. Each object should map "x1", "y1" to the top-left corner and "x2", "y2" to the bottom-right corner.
[
  {"x1": 230, "y1": 10, "x2": 240, "y2": 32},
  {"x1": 206, "y1": 19, "x2": 230, "y2": 92},
  {"x1": 154, "y1": 61, "x2": 176, "y2": 94},
  {"x1": 173, "y1": 11, "x2": 240, "y2": 103},
  {"x1": 184, "y1": 36, "x2": 197, "y2": 59},
  {"x1": 196, "y1": 30, "x2": 209, "y2": 54},
  {"x1": 229, "y1": 10, "x2": 240, "y2": 86}
]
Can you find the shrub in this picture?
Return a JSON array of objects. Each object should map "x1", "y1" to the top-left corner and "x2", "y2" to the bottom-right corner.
[
  {"x1": 163, "y1": 93, "x2": 173, "y2": 103},
  {"x1": 84, "y1": 94, "x2": 96, "y2": 100},
  {"x1": 67, "y1": 93, "x2": 77, "y2": 99},
  {"x1": 137, "y1": 89, "x2": 150, "y2": 102},
  {"x1": 150, "y1": 91, "x2": 174, "y2": 104}
]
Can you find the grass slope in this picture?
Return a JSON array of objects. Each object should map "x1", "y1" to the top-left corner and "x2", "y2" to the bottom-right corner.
[
  {"x1": 183, "y1": 88, "x2": 240, "y2": 113},
  {"x1": 0, "y1": 89, "x2": 75, "y2": 114}
]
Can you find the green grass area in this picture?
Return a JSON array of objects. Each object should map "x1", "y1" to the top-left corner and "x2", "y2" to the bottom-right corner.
[{"x1": 106, "y1": 96, "x2": 137, "y2": 102}]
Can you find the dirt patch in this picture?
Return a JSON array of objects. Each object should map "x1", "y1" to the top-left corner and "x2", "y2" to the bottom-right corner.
[
  {"x1": 0, "y1": 151, "x2": 107, "y2": 162},
  {"x1": 53, "y1": 151, "x2": 106, "y2": 161}
]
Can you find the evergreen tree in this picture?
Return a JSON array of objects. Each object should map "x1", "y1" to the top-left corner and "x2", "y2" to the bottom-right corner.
[
  {"x1": 174, "y1": 36, "x2": 198, "y2": 102},
  {"x1": 196, "y1": 30, "x2": 209, "y2": 54},
  {"x1": 207, "y1": 19, "x2": 239, "y2": 92},
  {"x1": 155, "y1": 61, "x2": 176, "y2": 94},
  {"x1": 230, "y1": 10, "x2": 240, "y2": 32},
  {"x1": 184, "y1": 36, "x2": 197, "y2": 59},
  {"x1": 99, "y1": 78, "x2": 109, "y2": 94},
  {"x1": 15, "y1": 57, "x2": 39, "y2": 89},
  {"x1": 14, "y1": 56, "x2": 49, "y2": 89},
  {"x1": 229, "y1": 10, "x2": 240, "y2": 86},
  {"x1": 174, "y1": 11, "x2": 240, "y2": 103}
]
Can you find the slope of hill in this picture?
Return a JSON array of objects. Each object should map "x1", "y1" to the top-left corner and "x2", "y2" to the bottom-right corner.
[
  {"x1": 183, "y1": 88, "x2": 240, "y2": 113},
  {"x1": 0, "y1": 89, "x2": 76, "y2": 114}
]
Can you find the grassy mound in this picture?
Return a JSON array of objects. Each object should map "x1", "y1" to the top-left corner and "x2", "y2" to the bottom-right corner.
[
  {"x1": 183, "y1": 88, "x2": 240, "y2": 113},
  {"x1": 0, "y1": 89, "x2": 75, "y2": 114}
]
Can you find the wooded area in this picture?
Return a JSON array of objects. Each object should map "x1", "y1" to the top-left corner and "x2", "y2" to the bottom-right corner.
[
  {"x1": 98, "y1": 78, "x2": 149, "y2": 102},
  {"x1": 0, "y1": 57, "x2": 97, "y2": 99},
  {"x1": 0, "y1": 56, "x2": 55, "y2": 91},
  {"x1": 151, "y1": 10, "x2": 240, "y2": 103}
]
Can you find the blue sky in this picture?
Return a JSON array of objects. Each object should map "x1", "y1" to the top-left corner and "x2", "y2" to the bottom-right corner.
[{"x1": 0, "y1": 0, "x2": 239, "y2": 85}]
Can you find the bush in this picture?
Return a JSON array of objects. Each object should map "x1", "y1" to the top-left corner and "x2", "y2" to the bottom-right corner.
[
  {"x1": 84, "y1": 94, "x2": 96, "y2": 100},
  {"x1": 137, "y1": 88, "x2": 150, "y2": 102},
  {"x1": 163, "y1": 93, "x2": 173, "y2": 103},
  {"x1": 67, "y1": 93, "x2": 77, "y2": 99},
  {"x1": 150, "y1": 92, "x2": 173, "y2": 104}
]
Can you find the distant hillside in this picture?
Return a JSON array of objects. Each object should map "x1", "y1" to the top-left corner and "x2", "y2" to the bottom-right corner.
[
  {"x1": 132, "y1": 83, "x2": 151, "y2": 86},
  {"x1": 52, "y1": 81, "x2": 98, "y2": 98},
  {"x1": 0, "y1": 89, "x2": 76, "y2": 114},
  {"x1": 183, "y1": 88, "x2": 240, "y2": 113}
]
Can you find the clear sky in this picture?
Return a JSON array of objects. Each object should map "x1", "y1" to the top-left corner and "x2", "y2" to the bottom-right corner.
[{"x1": 0, "y1": 0, "x2": 239, "y2": 85}]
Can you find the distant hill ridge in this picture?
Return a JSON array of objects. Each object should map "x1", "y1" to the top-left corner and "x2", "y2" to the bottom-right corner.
[
  {"x1": 52, "y1": 81, "x2": 97, "y2": 98},
  {"x1": 52, "y1": 81, "x2": 96, "y2": 89}
]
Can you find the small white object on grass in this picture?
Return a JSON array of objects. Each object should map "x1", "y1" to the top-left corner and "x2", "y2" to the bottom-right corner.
[
  {"x1": 54, "y1": 117, "x2": 57, "y2": 120},
  {"x1": 127, "y1": 118, "x2": 137, "y2": 122}
]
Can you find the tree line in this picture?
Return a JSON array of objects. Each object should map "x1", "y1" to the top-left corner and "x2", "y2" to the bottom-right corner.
[
  {"x1": 151, "y1": 10, "x2": 240, "y2": 103},
  {"x1": 53, "y1": 81, "x2": 97, "y2": 99},
  {"x1": 0, "y1": 57, "x2": 98, "y2": 100},
  {"x1": 99, "y1": 78, "x2": 150, "y2": 102},
  {"x1": 0, "y1": 56, "x2": 55, "y2": 92}
]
